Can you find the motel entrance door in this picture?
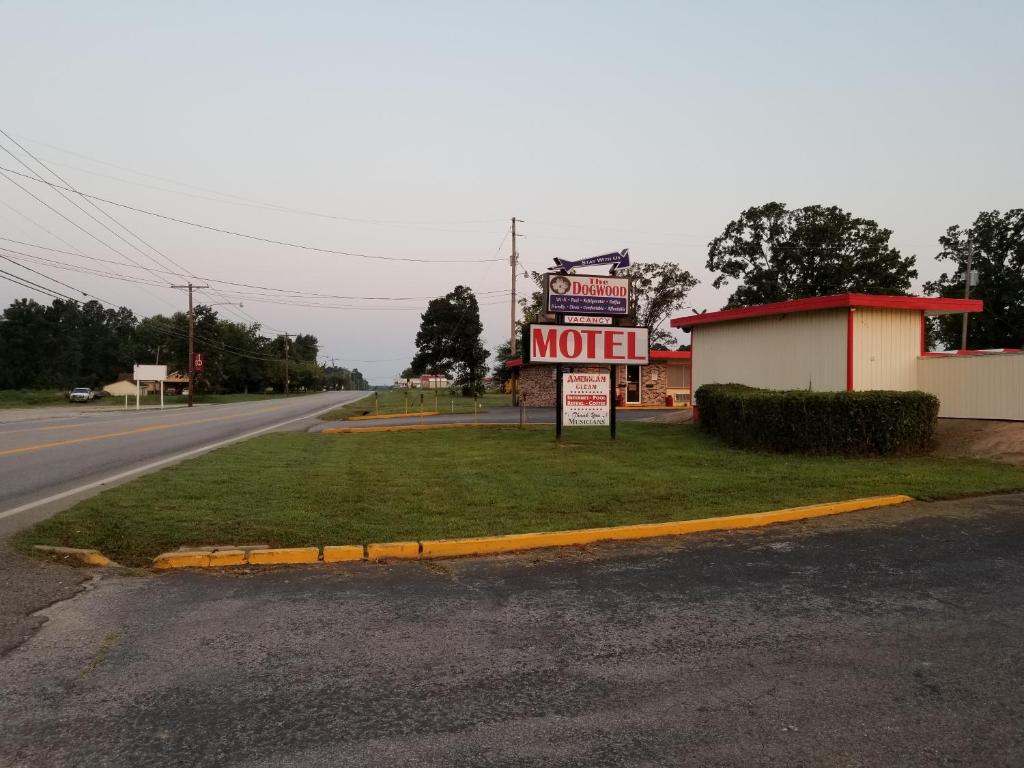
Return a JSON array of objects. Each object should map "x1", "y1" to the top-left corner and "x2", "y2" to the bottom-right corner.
[{"x1": 625, "y1": 365, "x2": 641, "y2": 405}]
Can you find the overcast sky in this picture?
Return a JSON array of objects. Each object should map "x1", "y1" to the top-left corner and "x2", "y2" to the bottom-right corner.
[{"x1": 1, "y1": 1, "x2": 1021, "y2": 383}]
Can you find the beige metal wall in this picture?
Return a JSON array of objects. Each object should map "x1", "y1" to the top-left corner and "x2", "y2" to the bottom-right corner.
[
  {"x1": 917, "y1": 354, "x2": 1024, "y2": 420},
  {"x1": 693, "y1": 309, "x2": 847, "y2": 391},
  {"x1": 852, "y1": 308, "x2": 921, "y2": 391}
]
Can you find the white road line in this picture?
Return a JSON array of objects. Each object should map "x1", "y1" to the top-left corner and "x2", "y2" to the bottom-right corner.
[{"x1": 0, "y1": 397, "x2": 357, "y2": 522}]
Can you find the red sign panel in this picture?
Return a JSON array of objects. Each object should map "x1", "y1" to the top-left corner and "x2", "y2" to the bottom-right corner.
[
  {"x1": 193, "y1": 352, "x2": 205, "y2": 372},
  {"x1": 524, "y1": 324, "x2": 649, "y2": 365}
]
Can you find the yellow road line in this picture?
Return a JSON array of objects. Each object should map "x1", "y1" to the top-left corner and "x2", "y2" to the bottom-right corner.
[{"x1": 0, "y1": 405, "x2": 286, "y2": 458}]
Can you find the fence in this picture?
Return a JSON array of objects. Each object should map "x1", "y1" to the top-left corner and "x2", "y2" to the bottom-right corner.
[{"x1": 917, "y1": 352, "x2": 1024, "y2": 420}]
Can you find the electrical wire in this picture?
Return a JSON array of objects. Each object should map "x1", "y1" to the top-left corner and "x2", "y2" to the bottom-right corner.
[{"x1": 0, "y1": 165, "x2": 505, "y2": 264}]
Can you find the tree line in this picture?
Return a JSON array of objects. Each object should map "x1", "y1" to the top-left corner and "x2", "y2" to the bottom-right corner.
[{"x1": 0, "y1": 298, "x2": 368, "y2": 393}]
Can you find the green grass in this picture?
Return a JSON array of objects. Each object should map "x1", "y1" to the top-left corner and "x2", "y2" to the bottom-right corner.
[
  {"x1": 320, "y1": 389, "x2": 513, "y2": 420},
  {"x1": 0, "y1": 390, "x2": 71, "y2": 408},
  {"x1": 16, "y1": 423, "x2": 1024, "y2": 567}
]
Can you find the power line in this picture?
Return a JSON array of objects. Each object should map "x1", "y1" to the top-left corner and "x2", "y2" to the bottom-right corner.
[
  {"x1": 10, "y1": 131, "x2": 504, "y2": 230},
  {"x1": 0, "y1": 236, "x2": 511, "y2": 301},
  {"x1": 0, "y1": 165, "x2": 505, "y2": 264},
  {"x1": 0, "y1": 129, "x2": 269, "y2": 332}
]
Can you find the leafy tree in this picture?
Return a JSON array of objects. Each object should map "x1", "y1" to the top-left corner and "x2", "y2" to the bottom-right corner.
[
  {"x1": 409, "y1": 285, "x2": 490, "y2": 395},
  {"x1": 707, "y1": 202, "x2": 917, "y2": 308},
  {"x1": 518, "y1": 261, "x2": 697, "y2": 347},
  {"x1": 923, "y1": 209, "x2": 1024, "y2": 349},
  {"x1": 491, "y1": 340, "x2": 515, "y2": 388},
  {"x1": 621, "y1": 262, "x2": 698, "y2": 347}
]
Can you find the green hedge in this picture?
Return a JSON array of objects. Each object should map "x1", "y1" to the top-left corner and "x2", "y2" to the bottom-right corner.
[{"x1": 695, "y1": 384, "x2": 939, "y2": 455}]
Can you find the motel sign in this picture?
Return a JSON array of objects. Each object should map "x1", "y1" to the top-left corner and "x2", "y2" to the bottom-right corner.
[{"x1": 524, "y1": 324, "x2": 650, "y2": 366}]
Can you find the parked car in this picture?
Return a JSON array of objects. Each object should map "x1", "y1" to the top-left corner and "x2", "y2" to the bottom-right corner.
[{"x1": 68, "y1": 387, "x2": 95, "y2": 403}]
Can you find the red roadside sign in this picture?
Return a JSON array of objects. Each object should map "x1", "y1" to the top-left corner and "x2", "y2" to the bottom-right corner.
[
  {"x1": 524, "y1": 324, "x2": 649, "y2": 365},
  {"x1": 193, "y1": 352, "x2": 205, "y2": 372}
]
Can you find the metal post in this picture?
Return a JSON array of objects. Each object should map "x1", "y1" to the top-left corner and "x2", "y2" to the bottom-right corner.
[
  {"x1": 609, "y1": 364, "x2": 617, "y2": 440},
  {"x1": 961, "y1": 242, "x2": 975, "y2": 350},
  {"x1": 555, "y1": 364, "x2": 563, "y2": 441}
]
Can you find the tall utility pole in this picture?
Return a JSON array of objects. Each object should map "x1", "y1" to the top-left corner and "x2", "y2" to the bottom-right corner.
[
  {"x1": 283, "y1": 333, "x2": 290, "y2": 395},
  {"x1": 961, "y1": 242, "x2": 975, "y2": 351},
  {"x1": 510, "y1": 217, "x2": 523, "y2": 356},
  {"x1": 170, "y1": 282, "x2": 208, "y2": 407}
]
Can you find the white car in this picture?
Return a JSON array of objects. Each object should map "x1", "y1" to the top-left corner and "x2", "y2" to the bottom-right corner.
[{"x1": 68, "y1": 387, "x2": 94, "y2": 403}]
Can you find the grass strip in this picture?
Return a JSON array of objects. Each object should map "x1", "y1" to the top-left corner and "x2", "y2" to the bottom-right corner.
[{"x1": 15, "y1": 422, "x2": 1024, "y2": 567}]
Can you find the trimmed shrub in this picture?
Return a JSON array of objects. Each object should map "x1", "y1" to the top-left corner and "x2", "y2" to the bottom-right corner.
[{"x1": 695, "y1": 384, "x2": 939, "y2": 455}]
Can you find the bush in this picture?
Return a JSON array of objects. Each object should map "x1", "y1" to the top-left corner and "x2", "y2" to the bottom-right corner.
[{"x1": 695, "y1": 384, "x2": 939, "y2": 455}]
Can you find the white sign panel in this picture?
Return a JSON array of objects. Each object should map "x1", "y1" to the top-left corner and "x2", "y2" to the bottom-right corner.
[
  {"x1": 526, "y1": 324, "x2": 649, "y2": 365},
  {"x1": 547, "y1": 273, "x2": 630, "y2": 316},
  {"x1": 563, "y1": 315, "x2": 613, "y2": 325},
  {"x1": 562, "y1": 372, "x2": 610, "y2": 426},
  {"x1": 133, "y1": 364, "x2": 168, "y2": 382}
]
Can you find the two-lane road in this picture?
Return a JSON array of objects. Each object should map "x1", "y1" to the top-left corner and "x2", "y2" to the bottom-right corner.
[{"x1": 0, "y1": 391, "x2": 367, "y2": 536}]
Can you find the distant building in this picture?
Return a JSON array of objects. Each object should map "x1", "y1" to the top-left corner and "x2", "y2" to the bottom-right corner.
[{"x1": 419, "y1": 374, "x2": 449, "y2": 389}]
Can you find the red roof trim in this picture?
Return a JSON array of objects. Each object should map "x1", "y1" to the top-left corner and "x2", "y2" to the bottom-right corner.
[{"x1": 671, "y1": 294, "x2": 984, "y2": 329}]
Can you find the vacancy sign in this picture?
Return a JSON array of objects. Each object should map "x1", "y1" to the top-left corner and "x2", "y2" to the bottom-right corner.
[
  {"x1": 563, "y1": 372, "x2": 610, "y2": 426},
  {"x1": 524, "y1": 324, "x2": 650, "y2": 365},
  {"x1": 547, "y1": 273, "x2": 630, "y2": 316},
  {"x1": 564, "y1": 315, "x2": 613, "y2": 325}
]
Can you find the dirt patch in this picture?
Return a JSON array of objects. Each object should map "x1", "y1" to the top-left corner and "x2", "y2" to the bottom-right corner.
[{"x1": 932, "y1": 419, "x2": 1024, "y2": 466}]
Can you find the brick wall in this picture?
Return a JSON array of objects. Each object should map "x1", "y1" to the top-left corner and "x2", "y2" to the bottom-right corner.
[{"x1": 516, "y1": 363, "x2": 670, "y2": 407}]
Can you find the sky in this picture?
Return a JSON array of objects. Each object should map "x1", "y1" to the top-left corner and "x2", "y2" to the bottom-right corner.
[{"x1": 1, "y1": 1, "x2": 1021, "y2": 383}]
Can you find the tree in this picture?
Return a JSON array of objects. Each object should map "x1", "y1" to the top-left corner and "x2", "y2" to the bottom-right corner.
[
  {"x1": 621, "y1": 262, "x2": 698, "y2": 347},
  {"x1": 409, "y1": 285, "x2": 490, "y2": 395},
  {"x1": 923, "y1": 209, "x2": 1024, "y2": 349},
  {"x1": 518, "y1": 261, "x2": 697, "y2": 347},
  {"x1": 706, "y1": 202, "x2": 917, "y2": 308},
  {"x1": 491, "y1": 340, "x2": 515, "y2": 389}
]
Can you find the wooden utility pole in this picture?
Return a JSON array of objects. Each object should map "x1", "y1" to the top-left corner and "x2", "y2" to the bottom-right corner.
[
  {"x1": 961, "y1": 242, "x2": 975, "y2": 350},
  {"x1": 283, "y1": 333, "x2": 290, "y2": 395},
  {"x1": 510, "y1": 217, "x2": 522, "y2": 356},
  {"x1": 170, "y1": 282, "x2": 208, "y2": 407}
]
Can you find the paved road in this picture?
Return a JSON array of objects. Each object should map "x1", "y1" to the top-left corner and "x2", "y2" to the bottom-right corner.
[
  {"x1": 2, "y1": 494, "x2": 1022, "y2": 767},
  {"x1": 0, "y1": 391, "x2": 367, "y2": 537}
]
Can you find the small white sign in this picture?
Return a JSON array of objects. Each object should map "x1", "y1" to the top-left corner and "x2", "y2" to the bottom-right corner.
[
  {"x1": 563, "y1": 315, "x2": 613, "y2": 325},
  {"x1": 133, "y1": 364, "x2": 168, "y2": 382},
  {"x1": 562, "y1": 372, "x2": 610, "y2": 426}
]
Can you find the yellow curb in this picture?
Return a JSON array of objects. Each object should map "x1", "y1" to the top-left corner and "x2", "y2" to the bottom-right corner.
[
  {"x1": 323, "y1": 545, "x2": 365, "y2": 563},
  {"x1": 419, "y1": 495, "x2": 913, "y2": 559},
  {"x1": 322, "y1": 423, "x2": 542, "y2": 434},
  {"x1": 247, "y1": 547, "x2": 320, "y2": 565},
  {"x1": 348, "y1": 411, "x2": 441, "y2": 421},
  {"x1": 207, "y1": 549, "x2": 247, "y2": 566},
  {"x1": 33, "y1": 545, "x2": 114, "y2": 567},
  {"x1": 367, "y1": 541, "x2": 420, "y2": 560},
  {"x1": 154, "y1": 551, "x2": 211, "y2": 569}
]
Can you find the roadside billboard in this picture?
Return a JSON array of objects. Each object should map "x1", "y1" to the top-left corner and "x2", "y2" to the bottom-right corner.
[
  {"x1": 523, "y1": 324, "x2": 649, "y2": 365},
  {"x1": 133, "y1": 364, "x2": 167, "y2": 382},
  {"x1": 546, "y1": 273, "x2": 630, "y2": 316}
]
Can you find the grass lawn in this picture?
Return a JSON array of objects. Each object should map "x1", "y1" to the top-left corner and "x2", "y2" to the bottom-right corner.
[
  {"x1": 16, "y1": 422, "x2": 1024, "y2": 567},
  {"x1": 320, "y1": 389, "x2": 513, "y2": 420},
  {"x1": 0, "y1": 390, "x2": 70, "y2": 408}
]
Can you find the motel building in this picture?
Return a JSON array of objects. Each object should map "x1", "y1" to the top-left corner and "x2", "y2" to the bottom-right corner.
[
  {"x1": 669, "y1": 293, "x2": 1024, "y2": 421},
  {"x1": 506, "y1": 349, "x2": 693, "y2": 408}
]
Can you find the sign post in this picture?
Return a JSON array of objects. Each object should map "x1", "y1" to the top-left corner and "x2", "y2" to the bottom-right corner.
[{"x1": 609, "y1": 364, "x2": 617, "y2": 440}]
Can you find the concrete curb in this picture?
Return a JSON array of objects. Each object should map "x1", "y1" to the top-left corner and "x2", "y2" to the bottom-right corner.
[
  {"x1": 147, "y1": 495, "x2": 913, "y2": 570},
  {"x1": 322, "y1": 423, "x2": 544, "y2": 434},
  {"x1": 33, "y1": 545, "x2": 115, "y2": 567},
  {"x1": 347, "y1": 411, "x2": 441, "y2": 421}
]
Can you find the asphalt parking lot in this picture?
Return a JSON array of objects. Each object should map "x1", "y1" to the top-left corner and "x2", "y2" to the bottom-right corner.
[{"x1": 2, "y1": 494, "x2": 1023, "y2": 767}]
